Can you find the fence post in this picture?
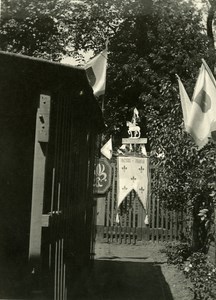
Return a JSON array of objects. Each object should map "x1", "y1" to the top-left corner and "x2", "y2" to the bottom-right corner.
[
  {"x1": 29, "y1": 94, "x2": 50, "y2": 293},
  {"x1": 96, "y1": 197, "x2": 106, "y2": 241}
]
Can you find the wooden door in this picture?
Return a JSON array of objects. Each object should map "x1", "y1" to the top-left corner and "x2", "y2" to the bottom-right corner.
[{"x1": 29, "y1": 91, "x2": 98, "y2": 299}]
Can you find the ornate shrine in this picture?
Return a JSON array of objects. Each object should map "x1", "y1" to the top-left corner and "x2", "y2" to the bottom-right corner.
[{"x1": 116, "y1": 107, "x2": 149, "y2": 223}]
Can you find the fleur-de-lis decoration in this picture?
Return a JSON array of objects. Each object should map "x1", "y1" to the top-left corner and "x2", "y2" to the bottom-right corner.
[
  {"x1": 139, "y1": 187, "x2": 145, "y2": 193},
  {"x1": 139, "y1": 166, "x2": 145, "y2": 173},
  {"x1": 95, "y1": 163, "x2": 107, "y2": 188},
  {"x1": 122, "y1": 165, "x2": 127, "y2": 172},
  {"x1": 131, "y1": 176, "x2": 136, "y2": 183}
]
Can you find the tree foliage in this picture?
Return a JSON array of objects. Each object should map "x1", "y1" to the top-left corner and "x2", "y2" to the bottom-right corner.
[{"x1": 1, "y1": 0, "x2": 216, "y2": 250}]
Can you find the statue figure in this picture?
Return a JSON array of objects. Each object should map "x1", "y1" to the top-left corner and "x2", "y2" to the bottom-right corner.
[{"x1": 126, "y1": 107, "x2": 141, "y2": 138}]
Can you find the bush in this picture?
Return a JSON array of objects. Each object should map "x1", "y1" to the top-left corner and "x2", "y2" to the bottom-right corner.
[
  {"x1": 183, "y1": 252, "x2": 216, "y2": 300},
  {"x1": 164, "y1": 242, "x2": 216, "y2": 299},
  {"x1": 164, "y1": 242, "x2": 192, "y2": 267}
]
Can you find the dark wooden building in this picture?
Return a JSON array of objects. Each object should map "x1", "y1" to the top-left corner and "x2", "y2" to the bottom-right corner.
[{"x1": 0, "y1": 51, "x2": 103, "y2": 299}]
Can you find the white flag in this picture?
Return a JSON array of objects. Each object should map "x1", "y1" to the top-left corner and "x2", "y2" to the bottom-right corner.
[
  {"x1": 101, "y1": 138, "x2": 112, "y2": 160},
  {"x1": 85, "y1": 49, "x2": 107, "y2": 97},
  {"x1": 176, "y1": 75, "x2": 192, "y2": 130},
  {"x1": 187, "y1": 60, "x2": 216, "y2": 148}
]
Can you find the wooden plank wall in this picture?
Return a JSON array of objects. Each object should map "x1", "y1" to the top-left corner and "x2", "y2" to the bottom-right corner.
[
  {"x1": 41, "y1": 91, "x2": 98, "y2": 300},
  {"x1": 96, "y1": 160, "x2": 186, "y2": 244}
]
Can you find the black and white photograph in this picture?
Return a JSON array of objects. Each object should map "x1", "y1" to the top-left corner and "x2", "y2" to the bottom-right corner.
[{"x1": 0, "y1": 0, "x2": 215, "y2": 299}]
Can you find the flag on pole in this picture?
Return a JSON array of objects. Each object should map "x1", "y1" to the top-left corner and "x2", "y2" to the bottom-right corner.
[
  {"x1": 176, "y1": 74, "x2": 192, "y2": 130},
  {"x1": 85, "y1": 49, "x2": 107, "y2": 97},
  {"x1": 101, "y1": 138, "x2": 112, "y2": 160},
  {"x1": 187, "y1": 60, "x2": 216, "y2": 148}
]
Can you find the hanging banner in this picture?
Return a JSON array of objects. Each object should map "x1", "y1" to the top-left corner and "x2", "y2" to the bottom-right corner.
[
  {"x1": 94, "y1": 158, "x2": 112, "y2": 195},
  {"x1": 117, "y1": 156, "x2": 148, "y2": 209}
]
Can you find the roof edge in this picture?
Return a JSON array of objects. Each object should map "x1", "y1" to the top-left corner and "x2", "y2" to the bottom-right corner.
[{"x1": 0, "y1": 50, "x2": 84, "y2": 71}]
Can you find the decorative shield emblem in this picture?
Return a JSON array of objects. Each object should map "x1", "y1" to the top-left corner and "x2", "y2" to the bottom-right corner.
[{"x1": 94, "y1": 158, "x2": 112, "y2": 194}]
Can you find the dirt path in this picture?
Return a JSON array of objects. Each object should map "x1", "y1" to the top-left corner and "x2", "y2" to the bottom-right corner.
[{"x1": 72, "y1": 242, "x2": 193, "y2": 300}]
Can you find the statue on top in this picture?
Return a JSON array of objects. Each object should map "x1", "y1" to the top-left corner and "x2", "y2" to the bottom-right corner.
[{"x1": 126, "y1": 107, "x2": 141, "y2": 138}]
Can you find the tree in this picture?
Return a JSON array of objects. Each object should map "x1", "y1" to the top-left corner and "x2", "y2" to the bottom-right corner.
[{"x1": 1, "y1": 0, "x2": 216, "y2": 250}]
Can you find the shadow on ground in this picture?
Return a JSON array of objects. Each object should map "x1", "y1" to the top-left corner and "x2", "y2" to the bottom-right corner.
[
  {"x1": 71, "y1": 259, "x2": 173, "y2": 300},
  {"x1": 0, "y1": 256, "x2": 30, "y2": 299}
]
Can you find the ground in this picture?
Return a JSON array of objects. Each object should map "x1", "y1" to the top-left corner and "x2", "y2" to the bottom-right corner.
[
  {"x1": 72, "y1": 241, "x2": 194, "y2": 300},
  {"x1": 0, "y1": 241, "x2": 194, "y2": 299}
]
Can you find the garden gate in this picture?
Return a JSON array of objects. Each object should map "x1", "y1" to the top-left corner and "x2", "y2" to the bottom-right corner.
[
  {"x1": 96, "y1": 159, "x2": 186, "y2": 244},
  {"x1": 0, "y1": 51, "x2": 103, "y2": 299},
  {"x1": 29, "y1": 81, "x2": 103, "y2": 299}
]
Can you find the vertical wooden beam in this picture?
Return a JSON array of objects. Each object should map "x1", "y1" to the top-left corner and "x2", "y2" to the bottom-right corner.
[
  {"x1": 106, "y1": 189, "x2": 110, "y2": 242},
  {"x1": 165, "y1": 210, "x2": 168, "y2": 241},
  {"x1": 170, "y1": 211, "x2": 173, "y2": 242},
  {"x1": 137, "y1": 201, "x2": 142, "y2": 241},
  {"x1": 147, "y1": 163, "x2": 152, "y2": 242},
  {"x1": 151, "y1": 194, "x2": 155, "y2": 242},
  {"x1": 180, "y1": 210, "x2": 184, "y2": 240},
  {"x1": 96, "y1": 196, "x2": 106, "y2": 241},
  {"x1": 161, "y1": 207, "x2": 164, "y2": 242},
  {"x1": 29, "y1": 95, "x2": 50, "y2": 265},
  {"x1": 54, "y1": 241, "x2": 58, "y2": 300},
  {"x1": 63, "y1": 264, "x2": 66, "y2": 300},
  {"x1": 133, "y1": 194, "x2": 136, "y2": 244},
  {"x1": 156, "y1": 198, "x2": 159, "y2": 242},
  {"x1": 110, "y1": 164, "x2": 115, "y2": 243},
  {"x1": 174, "y1": 211, "x2": 177, "y2": 240},
  {"x1": 128, "y1": 198, "x2": 132, "y2": 244}
]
